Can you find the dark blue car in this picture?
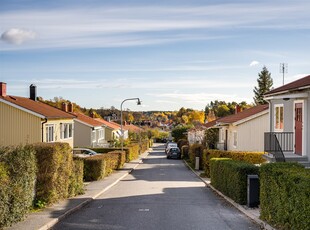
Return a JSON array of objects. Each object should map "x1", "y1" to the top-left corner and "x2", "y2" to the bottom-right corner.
[{"x1": 167, "y1": 147, "x2": 181, "y2": 159}]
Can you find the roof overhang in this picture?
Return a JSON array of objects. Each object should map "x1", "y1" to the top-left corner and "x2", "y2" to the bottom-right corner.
[
  {"x1": 74, "y1": 119, "x2": 103, "y2": 129},
  {"x1": 232, "y1": 110, "x2": 268, "y2": 126},
  {"x1": 0, "y1": 98, "x2": 46, "y2": 119},
  {"x1": 264, "y1": 92, "x2": 308, "y2": 101}
]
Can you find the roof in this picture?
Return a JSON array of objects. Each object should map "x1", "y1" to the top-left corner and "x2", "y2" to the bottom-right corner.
[
  {"x1": 95, "y1": 118, "x2": 120, "y2": 130},
  {"x1": 123, "y1": 124, "x2": 144, "y2": 132},
  {"x1": 203, "y1": 119, "x2": 218, "y2": 129},
  {"x1": 216, "y1": 104, "x2": 269, "y2": 125},
  {"x1": 265, "y1": 75, "x2": 310, "y2": 96},
  {"x1": 0, "y1": 95, "x2": 75, "y2": 119},
  {"x1": 72, "y1": 112, "x2": 104, "y2": 127}
]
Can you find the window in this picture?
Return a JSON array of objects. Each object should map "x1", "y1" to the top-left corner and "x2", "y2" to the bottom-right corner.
[
  {"x1": 46, "y1": 124, "x2": 55, "y2": 142},
  {"x1": 274, "y1": 105, "x2": 284, "y2": 131},
  {"x1": 98, "y1": 129, "x2": 104, "y2": 140},
  {"x1": 91, "y1": 130, "x2": 96, "y2": 142},
  {"x1": 61, "y1": 123, "x2": 73, "y2": 139},
  {"x1": 233, "y1": 131, "x2": 237, "y2": 147}
]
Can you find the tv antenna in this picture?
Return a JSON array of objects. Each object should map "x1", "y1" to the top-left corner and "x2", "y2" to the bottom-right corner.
[{"x1": 279, "y1": 63, "x2": 288, "y2": 85}]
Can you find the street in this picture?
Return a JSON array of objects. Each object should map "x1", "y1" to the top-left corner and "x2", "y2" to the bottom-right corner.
[{"x1": 53, "y1": 144, "x2": 260, "y2": 230}]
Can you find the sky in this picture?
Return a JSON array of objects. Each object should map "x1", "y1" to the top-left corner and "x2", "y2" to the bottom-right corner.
[{"x1": 1, "y1": 0, "x2": 310, "y2": 111}]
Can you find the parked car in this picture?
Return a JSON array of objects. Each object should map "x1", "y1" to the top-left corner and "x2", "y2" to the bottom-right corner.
[
  {"x1": 165, "y1": 142, "x2": 177, "y2": 154},
  {"x1": 73, "y1": 148, "x2": 98, "y2": 157},
  {"x1": 167, "y1": 147, "x2": 181, "y2": 159}
]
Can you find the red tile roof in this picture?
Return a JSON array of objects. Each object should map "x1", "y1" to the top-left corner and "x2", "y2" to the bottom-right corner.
[
  {"x1": 0, "y1": 95, "x2": 75, "y2": 119},
  {"x1": 203, "y1": 119, "x2": 218, "y2": 129},
  {"x1": 72, "y1": 112, "x2": 103, "y2": 127},
  {"x1": 95, "y1": 118, "x2": 120, "y2": 130},
  {"x1": 265, "y1": 75, "x2": 310, "y2": 96},
  {"x1": 123, "y1": 124, "x2": 144, "y2": 132},
  {"x1": 217, "y1": 104, "x2": 269, "y2": 124}
]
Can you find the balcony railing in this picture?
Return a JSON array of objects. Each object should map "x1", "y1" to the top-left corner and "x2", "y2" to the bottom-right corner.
[{"x1": 264, "y1": 132, "x2": 294, "y2": 162}]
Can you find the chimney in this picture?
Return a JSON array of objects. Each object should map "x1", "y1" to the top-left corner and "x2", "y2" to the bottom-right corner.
[
  {"x1": 61, "y1": 102, "x2": 68, "y2": 112},
  {"x1": 90, "y1": 112, "x2": 94, "y2": 118},
  {"x1": 235, "y1": 105, "x2": 241, "y2": 114},
  {"x1": 67, "y1": 102, "x2": 73, "y2": 113},
  {"x1": 29, "y1": 84, "x2": 37, "y2": 101},
  {"x1": 0, "y1": 82, "x2": 7, "y2": 97}
]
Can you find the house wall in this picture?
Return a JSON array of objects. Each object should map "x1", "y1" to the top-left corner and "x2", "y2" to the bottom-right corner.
[
  {"x1": 269, "y1": 99, "x2": 293, "y2": 132},
  {"x1": 236, "y1": 113, "x2": 269, "y2": 152},
  {"x1": 0, "y1": 101, "x2": 41, "y2": 146},
  {"x1": 73, "y1": 121, "x2": 91, "y2": 147},
  {"x1": 43, "y1": 119, "x2": 74, "y2": 148}
]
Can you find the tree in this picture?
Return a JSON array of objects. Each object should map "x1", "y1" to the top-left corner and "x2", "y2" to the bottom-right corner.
[{"x1": 253, "y1": 66, "x2": 273, "y2": 105}]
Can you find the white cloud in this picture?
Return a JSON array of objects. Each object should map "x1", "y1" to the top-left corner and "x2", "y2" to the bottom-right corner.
[
  {"x1": 250, "y1": 61, "x2": 259, "y2": 67},
  {"x1": 1, "y1": 28, "x2": 36, "y2": 45}
]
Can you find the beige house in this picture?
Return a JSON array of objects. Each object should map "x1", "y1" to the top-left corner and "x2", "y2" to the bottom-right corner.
[
  {"x1": 95, "y1": 118, "x2": 122, "y2": 142},
  {"x1": 212, "y1": 104, "x2": 269, "y2": 152},
  {"x1": 69, "y1": 111, "x2": 108, "y2": 148},
  {"x1": 0, "y1": 82, "x2": 76, "y2": 147}
]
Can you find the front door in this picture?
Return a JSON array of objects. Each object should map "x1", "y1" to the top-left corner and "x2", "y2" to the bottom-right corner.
[{"x1": 295, "y1": 103, "x2": 303, "y2": 155}]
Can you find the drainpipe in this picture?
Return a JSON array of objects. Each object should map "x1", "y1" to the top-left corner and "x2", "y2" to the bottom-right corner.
[{"x1": 41, "y1": 118, "x2": 48, "y2": 142}]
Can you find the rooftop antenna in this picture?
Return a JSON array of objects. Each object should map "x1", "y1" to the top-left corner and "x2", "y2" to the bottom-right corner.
[{"x1": 279, "y1": 63, "x2": 288, "y2": 85}]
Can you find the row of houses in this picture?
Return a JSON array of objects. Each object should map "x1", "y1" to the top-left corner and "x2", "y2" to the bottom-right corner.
[
  {"x1": 191, "y1": 75, "x2": 310, "y2": 166},
  {"x1": 0, "y1": 82, "x2": 143, "y2": 148}
]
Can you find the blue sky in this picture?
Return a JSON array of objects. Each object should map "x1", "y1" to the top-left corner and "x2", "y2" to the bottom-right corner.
[{"x1": 1, "y1": 0, "x2": 310, "y2": 111}]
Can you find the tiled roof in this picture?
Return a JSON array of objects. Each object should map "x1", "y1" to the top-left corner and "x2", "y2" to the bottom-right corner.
[
  {"x1": 203, "y1": 119, "x2": 218, "y2": 129},
  {"x1": 123, "y1": 124, "x2": 144, "y2": 132},
  {"x1": 95, "y1": 118, "x2": 120, "y2": 130},
  {"x1": 217, "y1": 104, "x2": 269, "y2": 124},
  {"x1": 265, "y1": 75, "x2": 310, "y2": 96},
  {"x1": 72, "y1": 112, "x2": 103, "y2": 127},
  {"x1": 0, "y1": 95, "x2": 75, "y2": 119}
]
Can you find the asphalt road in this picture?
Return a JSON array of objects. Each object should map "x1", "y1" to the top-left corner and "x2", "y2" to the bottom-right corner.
[{"x1": 53, "y1": 144, "x2": 260, "y2": 230}]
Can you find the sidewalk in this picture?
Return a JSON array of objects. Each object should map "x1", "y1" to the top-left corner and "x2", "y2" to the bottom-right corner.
[
  {"x1": 183, "y1": 160, "x2": 275, "y2": 230},
  {"x1": 6, "y1": 150, "x2": 151, "y2": 230}
]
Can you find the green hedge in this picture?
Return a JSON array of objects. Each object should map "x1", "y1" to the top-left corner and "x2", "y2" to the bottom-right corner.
[
  {"x1": 260, "y1": 163, "x2": 310, "y2": 230},
  {"x1": 210, "y1": 158, "x2": 259, "y2": 205},
  {"x1": 83, "y1": 151, "x2": 126, "y2": 181},
  {"x1": 189, "y1": 144, "x2": 205, "y2": 169},
  {"x1": 33, "y1": 142, "x2": 72, "y2": 205},
  {"x1": 68, "y1": 157, "x2": 84, "y2": 197},
  {"x1": 203, "y1": 149, "x2": 266, "y2": 177},
  {"x1": 0, "y1": 146, "x2": 37, "y2": 228},
  {"x1": 181, "y1": 145, "x2": 189, "y2": 159}
]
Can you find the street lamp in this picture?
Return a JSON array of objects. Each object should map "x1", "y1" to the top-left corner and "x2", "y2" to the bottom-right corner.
[{"x1": 120, "y1": 98, "x2": 141, "y2": 151}]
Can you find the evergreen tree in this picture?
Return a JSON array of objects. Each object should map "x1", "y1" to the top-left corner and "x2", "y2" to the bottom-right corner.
[{"x1": 253, "y1": 66, "x2": 273, "y2": 105}]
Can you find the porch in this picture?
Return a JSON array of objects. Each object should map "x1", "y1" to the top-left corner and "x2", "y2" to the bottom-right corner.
[{"x1": 264, "y1": 132, "x2": 310, "y2": 167}]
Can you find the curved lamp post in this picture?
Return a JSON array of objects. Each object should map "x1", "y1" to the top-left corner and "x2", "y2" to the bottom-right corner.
[{"x1": 120, "y1": 98, "x2": 141, "y2": 151}]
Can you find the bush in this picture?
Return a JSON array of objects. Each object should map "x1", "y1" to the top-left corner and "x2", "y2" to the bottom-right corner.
[
  {"x1": 210, "y1": 158, "x2": 259, "y2": 205},
  {"x1": 33, "y1": 142, "x2": 72, "y2": 205},
  {"x1": 181, "y1": 145, "x2": 189, "y2": 159},
  {"x1": 260, "y1": 163, "x2": 310, "y2": 230},
  {"x1": 0, "y1": 146, "x2": 37, "y2": 228},
  {"x1": 68, "y1": 157, "x2": 84, "y2": 197},
  {"x1": 177, "y1": 139, "x2": 189, "y2": 150},
  {"x1": 83, "y1": 156, "x2": 106, "y2": 181},
  {"x1": 189, "y1": 144, "x2": 205, "y2": 169},
  {"x1": 203, "y1": 149, "x2": 266, "y2": 177}
]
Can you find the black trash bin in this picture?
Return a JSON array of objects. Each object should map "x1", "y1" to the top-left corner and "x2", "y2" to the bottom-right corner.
[{"x1": 247, "y1": 175, "x2": 259, "y2": 208}]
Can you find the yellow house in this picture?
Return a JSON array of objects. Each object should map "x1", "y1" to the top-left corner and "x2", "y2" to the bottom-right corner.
[{"x1": 0, "y1": 82, "x2": 76, "y2": 147}]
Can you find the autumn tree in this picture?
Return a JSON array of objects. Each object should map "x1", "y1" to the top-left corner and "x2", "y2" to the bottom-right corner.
[{"x1": 253, "y1": 66, "x2": 273, "y2": 105}]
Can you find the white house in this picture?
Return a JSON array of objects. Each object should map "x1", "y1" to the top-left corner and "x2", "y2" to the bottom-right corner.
[
  {"x1": 264, "y1": 75, "x2": 310, "y2": 166},
  {"x1": 214, "y1": 104, "x2": 269, "y2": 152}
]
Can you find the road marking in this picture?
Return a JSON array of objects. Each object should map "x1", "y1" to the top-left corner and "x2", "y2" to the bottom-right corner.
[{"x1": 138, "y1": 209, "x2": 150, "y2": 212}]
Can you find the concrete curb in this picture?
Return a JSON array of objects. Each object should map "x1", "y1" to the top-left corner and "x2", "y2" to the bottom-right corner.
[
  {"x1": 35, "y1": 150, "x2": 149, "y2": 230},
  {"x1": 183, "y1": 160, "x2": 276, "y2": 230}
]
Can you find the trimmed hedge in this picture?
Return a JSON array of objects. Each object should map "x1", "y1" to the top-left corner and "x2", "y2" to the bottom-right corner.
[
  {"x1": 203, "y1": 149, "x2": 266, "y2": 177},
  {"x1": 260, "y1": 163, "x2": 310, "y2": 230},
  {"x1": 33, "y1": 142, "x2": 73, "y2": 205},
  {"x1": 68, "y1": 157, "x2": 84, "y2": 197},
  {"x1": 210, "y1": 158, "x2": 259, "y2": 205},
  {"x1": 0, "y1": 146, "x2": 37, "y2": 228},
  {"x1": 83, "y1": 151, "x2": 126, "y2": 181},
  {"x1": 181, "y1": 145, "x2": 189, "y2": 159},
  {"x1": 189, "y1": 144, "x2": 205, "y2": 169}
]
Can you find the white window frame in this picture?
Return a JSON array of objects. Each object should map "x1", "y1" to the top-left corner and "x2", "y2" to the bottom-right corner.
[
  {"x1": 98, "y1": 129, "x2": 104, "y2": 140},
  {"x1": 233, "y1": 131, "x2": 237, "y2": 148},
  {"x1": 46, "y1": 124, "x2": 55, "y2": 143},
  {"x1": 274, "y1": 104, "x2": 284, "y2": 132},
  {"x1": 61, "y1": 123, "x2": 73, "y2": 140},
  {"x1": 91, "y1": 130, "x2": 96, "y2": 143}
]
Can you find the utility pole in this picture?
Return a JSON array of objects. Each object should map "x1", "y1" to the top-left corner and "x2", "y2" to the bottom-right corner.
[{"x1": 279, "y1": 63, "x2": 288, "y2": 85}]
